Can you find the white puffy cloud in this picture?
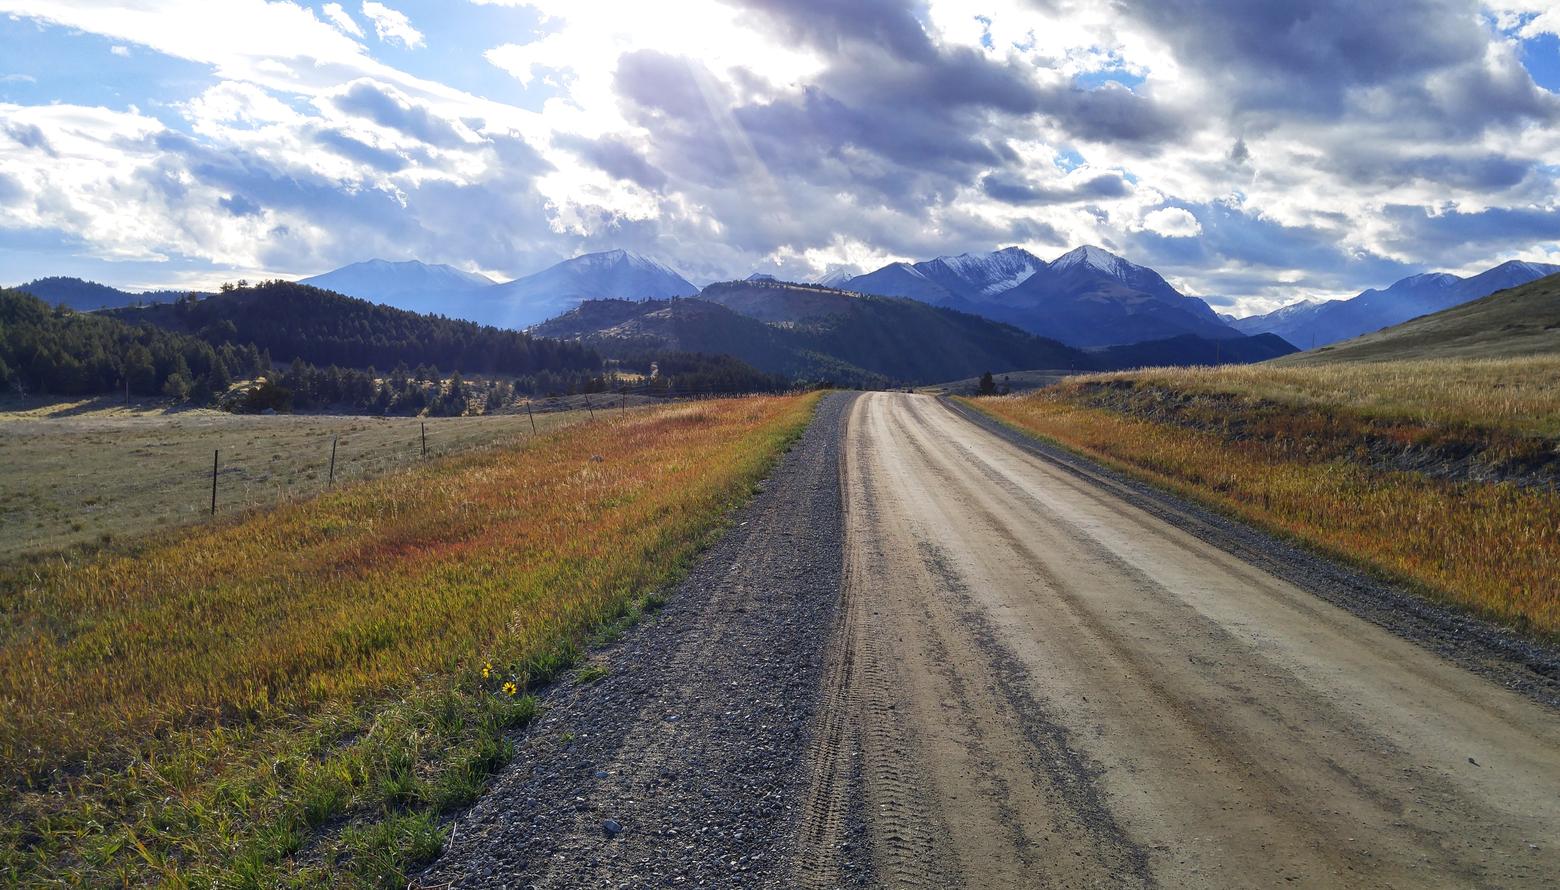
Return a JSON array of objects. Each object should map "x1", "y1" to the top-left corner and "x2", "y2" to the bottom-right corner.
[
  {"x1": 0, "y1": 0, "x2": 1556, "y2": 311},
  {"x1": 360, "y1": 1, "x2": 424, "y2": 50},
  {"x1": 1140, "y1": 207, "x2": 1202, "y2": 238},
  {"x1": 322, "y1": 2, "x2": 364, "y2": 39}
]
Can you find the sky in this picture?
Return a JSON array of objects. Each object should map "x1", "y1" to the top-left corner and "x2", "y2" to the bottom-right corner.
[{"x1": 1, "y1": 1, "x2": 1558, "y2": 316}]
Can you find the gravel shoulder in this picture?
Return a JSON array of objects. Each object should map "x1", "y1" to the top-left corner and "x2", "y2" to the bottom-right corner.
[{"x1": 419, "y1": 391, "x2": 859, "y2": 889}]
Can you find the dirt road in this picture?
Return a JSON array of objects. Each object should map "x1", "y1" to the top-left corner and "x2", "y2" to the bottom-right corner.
[{"x1": 797, "y1": 392, "x2": 1560, "y2": 888}]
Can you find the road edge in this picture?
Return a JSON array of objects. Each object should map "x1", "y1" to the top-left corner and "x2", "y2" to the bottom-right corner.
[{"x1": 942, "y1": 395, "x2": 1560, "y2": 710}]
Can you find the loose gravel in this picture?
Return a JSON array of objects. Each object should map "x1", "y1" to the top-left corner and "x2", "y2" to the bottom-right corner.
[{"x1": 419, "y1": 392, "x2": 858, "y2": 889}]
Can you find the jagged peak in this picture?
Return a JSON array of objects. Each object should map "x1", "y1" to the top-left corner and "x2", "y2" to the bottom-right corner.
[{"x1": 1050, "y1": 244, "x2": 1135, "y2": 275}]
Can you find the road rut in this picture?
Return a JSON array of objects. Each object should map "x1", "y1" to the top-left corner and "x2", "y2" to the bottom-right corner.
[{"x1": 797, "y1": 392, "x2": 1560, "y2": 888}]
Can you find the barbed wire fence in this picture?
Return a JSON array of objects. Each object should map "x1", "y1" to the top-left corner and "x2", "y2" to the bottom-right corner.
[{"x1": 202, "y1": 382, "x2": 814, "y2": 518}]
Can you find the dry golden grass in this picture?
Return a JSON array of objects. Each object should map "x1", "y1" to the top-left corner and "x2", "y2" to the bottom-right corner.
[
  {"x1": 971, "y1": 363, "x2": 1559, "y2": 636},
  {"x1": 0, "y1": 401, "x2": 591, "y2": 561},
  {"x1": 1080, "y1": 356, "x2": 1560, "y2": 437},
  {"x1": 0, "y1": 392, "x2": 818, "y2": 886}
]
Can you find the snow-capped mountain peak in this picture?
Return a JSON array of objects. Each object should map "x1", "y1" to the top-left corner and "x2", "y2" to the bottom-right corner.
[
  {"x1": 816, "y1": 269, "x2": 856, "y2": 288},
  {"x1": 929, "y1": 246, "x2": 1045, "y2": 296},
  {"x1": 1049, "y1": 245, "x2": 1139, "y2": 278}
]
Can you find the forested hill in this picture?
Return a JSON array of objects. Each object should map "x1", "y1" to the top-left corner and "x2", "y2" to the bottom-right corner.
[
  {"x1": 105, "y1": 280, "x2": 602, "y2": 377},
  {"x1": 0, "y1": 288, "x2": 268, "y2": 399}
]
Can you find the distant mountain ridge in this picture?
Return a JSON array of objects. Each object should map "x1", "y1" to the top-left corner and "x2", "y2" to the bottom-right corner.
[
  {"x1": 1280, "y1": 271, "x2": 1560, "y2": 364},
  {"x1": 838, "y1": 245, "x2": 1238, "y2": 347},
  {"x1": 298, "y1": 260, "x2": 494, "y2": 317},
  {"x1": 297, "y1": 249, "x2": 697, "y2": 329},
  {"x1": 535, "y1": 279, "x2": 1294, "y2": 385},
  {"x1": 535, "y1": 279, "x2": 1091, "y2": 386},
  {"x1": 13, "y1": 276, "x2": 189, "y2": 311},
  {"x1": 1234, "y1": 260, "x2": 1560, "y2": 349}
]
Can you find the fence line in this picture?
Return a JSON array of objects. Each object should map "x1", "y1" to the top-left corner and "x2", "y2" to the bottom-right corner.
[{"x1": 199, "y1": 385, "x2": 809, "y2": 522}]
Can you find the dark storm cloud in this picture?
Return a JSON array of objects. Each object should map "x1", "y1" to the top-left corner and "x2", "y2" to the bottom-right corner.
[
  {"x1": 218, "y1": 194, "x2": 262, "y2": 217},
  {"x1": 4, "y1": 121, "x2": 56, "y2": 156},
  {"x1": 981, "y1": 171, "x2": 1130, "y2": 204},
  {"x1": 1380, "y1": 204, "x2": 1560, "y2": 254},
  {"x1": 333, "y1": 80, "x2": 469, "y2": 148},
  {"x1": 1114, "y1": 0, "x2": 1558, "y2": 130},
  {"x1": 1328, "y1": 150, "x2": 1537, "y2": 192},
  {"x1": 314, "y1": 129, "x2": 407, "y2": 171},
  {"x1": 1117, "y1": 200, "x2": 1417, "y2": 298},
  {"x1": 732, "y1": 0, "x2": 944, "y2": 61},
  {"x1": 554, "y1": 133, "x2": 668, "y2": 190}
]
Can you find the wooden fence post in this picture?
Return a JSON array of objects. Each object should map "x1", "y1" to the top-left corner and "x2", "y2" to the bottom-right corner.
[
  {"x1": 525, "y1": 400, "x2": 537, "y2": 435},
  {"x1": 584, "y1": 394, "x2": 594, "y2": 420},
  {"x1": 210, "y1": 449, "x2": 219, "y2": 516},
  {"x1": 329, "y1": 435, "x2": 338, "y2": 487}
]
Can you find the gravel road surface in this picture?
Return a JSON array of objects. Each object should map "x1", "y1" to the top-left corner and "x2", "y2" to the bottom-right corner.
[
  {"x1": 426, "y1": 390, "x2": 1560, "y2": 888},
  {"x1": 420, "y1": 392, "x2": 861, "y2": 888},
  {"x1": 795, "y1": 392, "x2": 1560, "y2": 888}
]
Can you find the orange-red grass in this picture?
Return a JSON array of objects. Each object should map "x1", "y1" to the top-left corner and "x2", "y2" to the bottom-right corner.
[{"x1": 1, "y1": 394, "x2": 817, "y2": 886}]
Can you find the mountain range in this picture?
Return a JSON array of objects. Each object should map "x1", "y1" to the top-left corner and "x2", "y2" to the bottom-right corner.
[
  {"x1": 16, "y1": 245, "x2": 1555, "y2": 368},
  {"x1": 1280, "y1": 271, "x2": 1560, "y2": 365},
  {"x1": 300, "y1": 249, "x2": 697, "y2": 329},
  {"x1": 532, "y1": 278, "x2": 1295, "y2": 386},
  {"x1": 1232, "y1": 260, "x2": 1560, "y2": 349},
  {"x1": 836, "y1": 245, "x2": 1237, "y2": 347}
]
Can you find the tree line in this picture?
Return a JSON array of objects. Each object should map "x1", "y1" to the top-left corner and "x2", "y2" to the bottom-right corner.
[
  {"x1": 104, "y1": 281, "x2": 602, "y2": 377},
  {"x1": 1, "y1": 287, "x2": 786, "y2": 414}
]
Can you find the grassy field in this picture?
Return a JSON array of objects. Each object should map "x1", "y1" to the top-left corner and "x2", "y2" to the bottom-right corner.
[
  {"x1": 0, "y1": 392, "x2": 819, "y2": 886},
  {"x1": 0, "y1": 397, "x2": 604, "y2": 561},
  {"x1": 969, "y1": 359, "x2": 1559, "y2": 636}
]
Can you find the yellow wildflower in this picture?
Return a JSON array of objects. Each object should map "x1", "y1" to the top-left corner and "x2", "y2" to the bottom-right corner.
[
  {"x1": 502, "y1": 681, "x2": 517, "y2": 696},
  {"x1": 482, "y1": 662, "x2": 492, "y2": 679}
]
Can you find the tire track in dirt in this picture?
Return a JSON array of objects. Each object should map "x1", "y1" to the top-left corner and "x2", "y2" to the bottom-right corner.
[{"x1": 805, "y1": 392, "x2": 1560, "y2": 889}]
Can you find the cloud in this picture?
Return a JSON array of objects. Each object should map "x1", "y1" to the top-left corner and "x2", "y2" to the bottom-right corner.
[
  {"x1": 360, "y1": 1, "x2": 423, "y2": 49},
  {"x1": 981, "y1": 170, "x2": 1130, "y2": 205},
  {"x1": 0, "y1": 0, "x2": 1557, "y2": 310},
  {"x1": 219, "y1": 193, "x2": 262, "y2": 217},
  {"x1": 1140, "y1": 206, "x2": 1202, "y2": 237},
  {"x1": 331, "y1": 80, "x2": 473, "y2": 147},
  {"x1": 322, "y1": 2, "x2": 364, "y2": 39},
  {"x1": 109, "y1": 45, "x2": 128, "y2": 57}
]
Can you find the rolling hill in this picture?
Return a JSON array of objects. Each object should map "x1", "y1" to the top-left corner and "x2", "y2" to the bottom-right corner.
[
  {"x1": 1233, "y1": 260, "x2": 1560, "y2": 349},
  {"x1": 13, "y1": 276, "x2": 189, "y2": 311},
  {"x1": 537, "y1": 279, "x2": 1293, "y2": 386},
  {"x1": 1279, "y1": 272, "x2": 1560, "y2": 364},
  {"x1": 533, "y1": 282, "x2": 1092, "y2": 386},
  {"x1": 104, "y1": 281, "x2": 601, "y2": 376}
]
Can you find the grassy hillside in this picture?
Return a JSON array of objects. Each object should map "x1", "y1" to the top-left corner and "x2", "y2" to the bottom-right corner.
[
  {"x1": 1, "y1": 394, "x2": 819, "y2": 886},
  {"x1": 969, "y1": 359, "x2": 1560, "y2": 636},
  {"x1": 1281, "y1": 272, "x2": 1560, "y2": 364}
]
